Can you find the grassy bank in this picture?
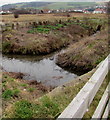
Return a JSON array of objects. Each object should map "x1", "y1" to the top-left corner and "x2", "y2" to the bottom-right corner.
[
  {"x1": 3, "y1": 68, "x2": 109, "y2": 118},
  {"x1": 2, "y1": 16, "x2": 106, "y2": 55},
  {"x1": 56, "y1": 28, "x2": 109, "y2": 74},
  {"x1": 2, "y1": 72, "x2": 52, "y2": 118},
  {"x1": 2, "y1": 20, "x2": 89, "y2": 55}
]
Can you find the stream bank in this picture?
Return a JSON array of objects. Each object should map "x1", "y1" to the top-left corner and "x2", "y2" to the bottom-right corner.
[{"x1": 56, "y1": 29, "x2": 109, "y2": 73}]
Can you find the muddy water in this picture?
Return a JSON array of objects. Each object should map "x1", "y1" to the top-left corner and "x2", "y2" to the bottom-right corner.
[{"x1": 2, "y1": 53, "x2": 78, "y2": 87}]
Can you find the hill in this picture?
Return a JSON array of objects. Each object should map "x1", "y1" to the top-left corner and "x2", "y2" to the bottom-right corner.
[{"x1": 2, "y1": 2, "x2": 100, "y2": 10}]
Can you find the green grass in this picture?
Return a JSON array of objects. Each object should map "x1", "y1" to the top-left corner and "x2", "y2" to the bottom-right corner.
[
  {"x1": 5, "y1": 70, "x2": 109, "y2": 118},
  {"x1": 27, "y1": 87, "x2": 35, "y2": 92},
  {"x1": 14, "y1": 100, "x2": 33, "y2": 118},
  {"x1": 83, "y1": 72, "x2": 109, "y2": 118},
  {"x1": 2, "y1": 41, "x2": 11, "y2": 50},
  {"x1": 2, "y1": 75, "x2": 15, "y2": 87},
  {"x1": 88, "y1": 43, "x2": 94, "y2": 48},
  {"x1": 95, "y1": 56, "x2": 106, "y2": 65},
  {"x1": 13, "y1": 96, "x2": 60, "y2": 118},
  {"x1": 27, "y1": 20, "x2": 91, "y2": 34},
  {"x1": 27, "y1": 24, "x2": 66, "y2": 34},
  {"x1": 20, "y1": 83, "x2": 28, "y2": 87},
  {"x1": 2, "y1": 89, "x2": 20, "y2": 99}
]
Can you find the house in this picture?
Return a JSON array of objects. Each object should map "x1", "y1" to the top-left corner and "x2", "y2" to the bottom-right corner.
[
  {"x1": 83, "y1": 10, "x2": 91, "y2": 14},
  {"x1": 0, "y1": 11, "x2": 4, "y2": 14},
  {"x1": 0, "y1": 10, "x2": 12, "y2": 15},
  {"x1": 93, "y1": 8, "x2": 106, "y2": 14}
]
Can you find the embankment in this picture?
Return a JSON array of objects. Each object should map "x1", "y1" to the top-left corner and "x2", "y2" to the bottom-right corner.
[
  {"x1": 56, "y1": 29, "x2": 109, "y2": 74},
  {"x1": 2, "y1": 19, "x2": 94, "y2": 55}
]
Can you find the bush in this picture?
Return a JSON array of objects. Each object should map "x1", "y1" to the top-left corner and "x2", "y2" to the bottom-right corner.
[{"x1": 14, "y1": 13, "x2": 19, "y2": 18}]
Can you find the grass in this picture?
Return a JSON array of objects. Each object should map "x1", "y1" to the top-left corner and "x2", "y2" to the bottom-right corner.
[
  {"x1": 83, "y1": 71, "x2": 110, "y2": 118},
  {"x1": 2, "y1": 68, "x2": 95, "y2": 118},
  {"x1": 2, "y1": 72, "x2": 49, "y2": 118},
  {"x1": 27, "y1": 88, "x2": 35, "y2": 92},
  {"x1": 56, "y1": 26, "x2": 108, "y2": 73},
  {"x1": 3, "y1": 19, "x2": 90, "y2": 55},
  {"x1": 27, "y1": 24, "x2": 65, "y2": 34},
  {"x1": 3, "y1": 69, "x2": 109, "y2": 118},
  {"x1": 2, "y1": 89, "x2": 20, "y2": 99},
  {"x1": 2, "y1": 41, "x2": 11, "y2": 52},
  {"x1": 10, "y1": 70, "x2": 95, "y2": 118},
  {"x1": 88, "y1": 43, "x2": 94, "y2": 48},
  {"x1": 1, "y1": 13, "x2": 107, "y2": 23},
  {"x1": 14, "y1": 100, "x2": 33, "y2": 118},
  {"x1": 94, "y1": 56, "x2": 106, "y2": 65},
  {"x1": 27, "y1": 20, "x2": 91, "y2": 34},
  {"x1": 11, "y1": 96, "x2": 60, "y2": 118},
  {"x1": 20, "y1": 83, "x2": 28, "y2": 87}
]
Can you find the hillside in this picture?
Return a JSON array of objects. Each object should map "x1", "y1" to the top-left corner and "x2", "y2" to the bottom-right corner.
[{"x1": 2, "y1": 2, "x2": 100, "y2": 10}]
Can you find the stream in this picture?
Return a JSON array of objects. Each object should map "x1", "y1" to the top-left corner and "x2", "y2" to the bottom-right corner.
[{"x1": 2, "y1": 52, "x2": 78, "y2": 87}]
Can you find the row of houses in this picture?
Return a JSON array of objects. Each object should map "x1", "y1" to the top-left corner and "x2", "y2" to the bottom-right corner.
[
  {"x1": 0, "y1": 7, "x2": 107, "y2": 15},
  {"x1": 83, "y1": 8, "x2": 106, "y2": 14},
  {"x1": 0, "y1": 10, "x2": 12, "y2": 14}
]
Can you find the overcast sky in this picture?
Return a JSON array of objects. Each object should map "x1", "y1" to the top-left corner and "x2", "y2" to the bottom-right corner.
[{"x1": 0, "y1": 0, "x2": 108, "y2": 6}]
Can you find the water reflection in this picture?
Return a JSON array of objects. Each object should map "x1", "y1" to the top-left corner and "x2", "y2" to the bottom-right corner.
[{"x1": 2, "y1": 55, "x2": 78, "y2": 87}]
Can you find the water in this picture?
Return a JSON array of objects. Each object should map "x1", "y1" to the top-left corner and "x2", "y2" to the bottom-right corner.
[{"x1": 2, "y1": 53, "x2": 78, "y2": 87}]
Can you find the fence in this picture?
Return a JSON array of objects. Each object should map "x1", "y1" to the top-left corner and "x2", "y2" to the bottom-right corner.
[{"x1": 58, "y1": 54, "x2": 110, "y2": 119}]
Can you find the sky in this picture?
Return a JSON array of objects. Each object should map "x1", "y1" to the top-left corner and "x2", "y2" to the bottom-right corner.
[{"x1": 0, "y1": 0, "x2": 108, "y2": 6}]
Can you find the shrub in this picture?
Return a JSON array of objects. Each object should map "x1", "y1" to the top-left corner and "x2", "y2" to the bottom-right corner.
[
  {"x1": 2, "y1": 41, "x2": 11, "y2": 50},
  {"x1": 14, "y1": 13, "x2": 19, "y2": 18}
]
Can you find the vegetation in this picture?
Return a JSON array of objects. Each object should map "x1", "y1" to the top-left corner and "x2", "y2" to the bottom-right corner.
[
  {"x1": 2, "y1": 2, "x2": 99, "y2": 10},
  {"x1": 56, "y1": 17, "x2": 108, "y2": 74},
  {"x1": 14, "y1": 13, "x2": 19, "y2": 18},
  {"x1": 2, "y1": 89, "x2": 20, "y2": 99},
  {"x1": 2, "y1": 68, "x2": 95, "y2": 118},
  {"x1": 2, "y1": 72, "x2": 50, "y2": 118},
  {"x1": 2, "y1": 19, "x2": 89, "y2": 55},
  {"x1": 2, "y1": 13, "x2": 109, "y2": 118},
  {"x1": 14, "y1": 100, "x2": 33, "y2": 118},
  {"x1": 27, "y1": 21, "x2": 91, "y2": 34},
  {"x1": 3, "y1": 69, "x2": 109, "y2": 118}
]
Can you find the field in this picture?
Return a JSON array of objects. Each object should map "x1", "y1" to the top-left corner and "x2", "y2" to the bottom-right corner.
[{"x1": 1, "y1": 13, "x2": 107, "y2": 23}]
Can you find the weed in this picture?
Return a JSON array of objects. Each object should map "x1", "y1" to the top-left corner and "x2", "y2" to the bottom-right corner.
[
  {"x1": 2, "y1": 41, "x2": 11, "y2": 50},
  {"x1": 27, "y1": 87, "x2": 35, "y2": 92},
  {"x1": 3, "y1": 74, "x2": 14, "y2": 82},
  {"x1": 20, "y1": 83, "x2": 28, "y2": 87},
  {"x1": 88, "y1": 44, "x2": 94, "y2": 48},
  {"x1": 95, "y1": 56, "x2": 106, "y2": 65},
  {"x1": 2, "y1": 89, "x2": 20, "y2": 99},
  {"x1": 2, "y1": 82, "x2": 6, "y2": 87}
]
